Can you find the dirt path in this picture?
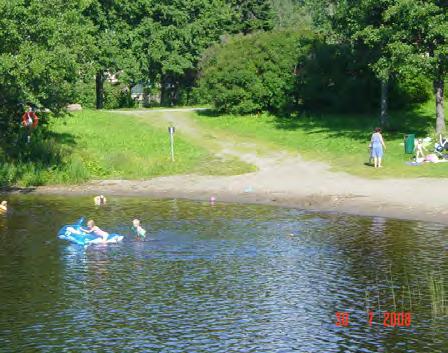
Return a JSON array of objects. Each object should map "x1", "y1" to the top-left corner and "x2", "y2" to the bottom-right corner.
[{"x1": 34, "y1": 110, "x2": 448, "y2": 225}]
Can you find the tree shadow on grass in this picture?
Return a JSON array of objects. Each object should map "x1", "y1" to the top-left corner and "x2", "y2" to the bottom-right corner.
[
  {"x1": 0, "y1": 129, "x2": 80, "y2": 187},
  {"x1": 271, "y1": 105, "x2": 434, "y2": 142},
  {"x1": 47, "y1": 131, "x2": 77, "y2": 146},
  {"x1": 196, "y1": 105, "x2": 435, "y2": 143},
  {"x1": 196, "y1": 109, "x2": 222, "y2": 118},
  {"x1": 11, "y1": 130, "x2": 78, "y2": 165}
]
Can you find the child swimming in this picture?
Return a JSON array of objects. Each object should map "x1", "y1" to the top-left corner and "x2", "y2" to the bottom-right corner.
[
  {"x1": 131, "y1": 219, "x2": 146, "y2": 240},
  {"x1": 94, "y1": 195, "x2": 107, "y2": 206},
  {"x1": 81, "y1": 219, "x2": 109, "y2": 242}
]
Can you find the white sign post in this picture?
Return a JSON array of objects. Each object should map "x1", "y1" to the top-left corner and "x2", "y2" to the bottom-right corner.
[{"x1": 168, "y1": 126, "x2": 175, "y2": 161}]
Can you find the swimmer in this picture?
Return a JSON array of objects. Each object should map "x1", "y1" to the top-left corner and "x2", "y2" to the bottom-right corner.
[
  {"x1": 131, "y1": 219, "x2": 146, "y2": 240},
  {"x1": 0, "y1": 201, "x2": 7, "y2": 213},
  {"x1": 94, "y1": 195, "x2": 107, "y2": 206},
  {"x1": 81, "y1": 219, "x2": 109, "y2": 241}
]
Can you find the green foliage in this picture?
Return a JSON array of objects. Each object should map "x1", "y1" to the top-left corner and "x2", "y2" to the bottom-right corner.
[
  {"x1": 103, "y1": 83, "x2": 135, "y2": 109},
  {"x1": 230, "y1": 0, "x2": 275, "y2": 34},
  {"x1": 74, "y1": 80, "x2": 96, "y2": 109},
  {"x1": 197, "y1": 29, "x2": 307, "y2": 114},
  {"x1": 389, "y1": 76, "x2": 433, "y2": 109},
  {"x1": 333, "y1": 0, "x2": 448, "y2": 130},
  {"x1": 270, "y1": 0, "x2": 312, "y2": 29},
  {"x1": 131, "y1": 0, "x2": 236, "y2": 106},
  {"x1": 296, "y1": 38, "x2": 380, "y2": 113},
  {"x1": 0, "y1": 0, "x2": 95, "y2": 144}
]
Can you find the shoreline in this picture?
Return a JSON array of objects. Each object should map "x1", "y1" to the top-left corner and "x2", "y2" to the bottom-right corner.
[{"x1": 3, "y1": 174, "x2": 448, "y2": 226}]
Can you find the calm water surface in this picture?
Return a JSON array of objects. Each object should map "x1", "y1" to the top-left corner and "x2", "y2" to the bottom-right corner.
[{"x1": 0, "y1": 195, "x2": 447, "y2": 352}]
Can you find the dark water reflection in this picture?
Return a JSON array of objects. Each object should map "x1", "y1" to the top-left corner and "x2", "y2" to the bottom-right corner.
[{"x1": 0, "y1": 195, "x2": 447, "y2": 352}]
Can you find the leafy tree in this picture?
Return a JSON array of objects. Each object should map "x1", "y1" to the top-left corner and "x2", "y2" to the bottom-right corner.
[
  {"x1": 82, "y1": 0, "x2": 139, "y2": 109},
  {"x1": 0, "y1": 0, "x2": 94, "y2": 143},
  {"x1": 132, "y1": 0, "x2": 235, "y2": 106},
  {"x1": 230, "y1": 0, "x2": 275, "y2": 34},
  {"x1": 84, "y1": 0, "x2": 276, "y2": 108},
  {"x1": 302, "y1": 0, "x2": 336, "y2": 35},
  {"x1": 270, "y1": 0, "x2": 312, "y2": 29},
  {"x1": 382, "y1": 0, "x2": 448, "y2": 133},
  {"x1": 332, "y1": 0, "x2": 396, "y2": 126},
  {"x1": 333, "y1": 0, "x2": 447, "y2": 131}
]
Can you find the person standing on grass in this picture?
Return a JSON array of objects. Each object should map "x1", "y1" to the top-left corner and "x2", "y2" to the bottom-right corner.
[{"x1": 370, "y1": 127, "x2": 386, "y2": 168}]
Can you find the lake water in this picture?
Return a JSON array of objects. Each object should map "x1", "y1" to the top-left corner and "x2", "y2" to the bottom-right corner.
[{"x1": 0, "y1": 195, "x2": 447, "y2": 352}]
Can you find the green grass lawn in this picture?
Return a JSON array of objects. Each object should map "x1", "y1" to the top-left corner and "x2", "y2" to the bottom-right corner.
[
  {"x1": 50, "y1": 110, "x2": 211, "y2": 180},
  {"x1": 0, "y1": 110, "x2": 253, "y2": 187},
  {"x1": 194, "y1": 101, "x2": 448, "y2": 178}
]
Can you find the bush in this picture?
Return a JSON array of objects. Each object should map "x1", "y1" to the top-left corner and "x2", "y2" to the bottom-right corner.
[
  {"x1": 104, "y1": 82, "x2": 135, "y2": 109},
  {"x1": 196, "y1": 29, "x2": 309, "y2": 114},
  {"x1": 74, "y1": 80, "x2": 96, "y2": 109},
  {"x1": 389, "y1": 75, "x2": 432, "y2": 109}
]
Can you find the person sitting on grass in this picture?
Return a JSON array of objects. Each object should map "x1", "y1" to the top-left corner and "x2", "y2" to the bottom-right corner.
[
  {"x1": 81, "y1": 219, "x2": 109, "y2": 242},
  {"x1": 94, "y1": 195, "x2": 107, "y2": 206},
  {"x1": 132, "y1": 219, "x2": 146, "y2": 240},
  {"x1": 370, "y1": 127, "x2": 386, "y2": 168},
  {"x1": 0, "y1": 201, "x2": 7, "y2": 213}
]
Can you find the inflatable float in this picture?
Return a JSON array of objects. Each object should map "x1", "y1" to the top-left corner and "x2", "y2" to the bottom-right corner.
[{"x1": 58, "y1": 218, "x2": 124, "y2": 246}]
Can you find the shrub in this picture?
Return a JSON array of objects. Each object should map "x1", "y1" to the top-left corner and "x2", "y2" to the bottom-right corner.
[
  {"x1": 196, "y1": 29, "x2": 309, "y2": 114},
  {"x1": 104, "y1": 82, "x2": 135, "y2": 109}
]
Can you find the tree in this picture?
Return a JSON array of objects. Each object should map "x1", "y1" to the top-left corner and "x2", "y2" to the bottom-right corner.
[
  {"x1": 332, "y1": 0, "x2": 397, "y2": 126},
  {"x1": 382, "y1": 0, "x2": 448, "y2": 133},
  {"x1": 83, "y1": 0, "x2": 140, "y2": 109},
  {"x1": 270, "y1": 0, "x2": 312, "y2": 29},
  {"x1": 230, "y1": 0, "x2": 275, "y2": 34},
  {"x1": 0, "y1": 0, "x2": 94, "y2": 143},
  {"x1": 132, "y1": 0, "x2": 235, "y2": 106}
]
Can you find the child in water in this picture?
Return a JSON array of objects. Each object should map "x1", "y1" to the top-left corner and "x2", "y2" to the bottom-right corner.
[
  {"x1": 0, "y1": 201, "x2": 7, "y2": 213},
  {"x1": 132, "y1": 219, "x2": 146, "y2": 240},
  {"x1": 94, "y1": 195, "x2": 107, "y2": 206},
  {"x1": 82, "y1": 219, "x2": 109, "y2": 241}
]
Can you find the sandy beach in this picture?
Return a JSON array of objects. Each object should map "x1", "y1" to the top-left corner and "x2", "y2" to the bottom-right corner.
[{"x1": 12, "y1": 150, "x2": 446, "y2": 225}]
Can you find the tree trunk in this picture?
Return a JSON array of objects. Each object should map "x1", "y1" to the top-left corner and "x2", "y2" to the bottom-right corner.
[
  {"x1": 380, "y1": 78, "x2": 389, "y2": 127},
  {"x1": 95, "y1": 71, "x2": 105, "y2": 109},
  {"x1": 434, "y1": 77, "x2": 445, "y2": 134}
]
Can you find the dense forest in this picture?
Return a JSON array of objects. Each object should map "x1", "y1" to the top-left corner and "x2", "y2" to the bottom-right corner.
[{"x1": 0, "y1": 0, "x2": 447, "y2": 146}]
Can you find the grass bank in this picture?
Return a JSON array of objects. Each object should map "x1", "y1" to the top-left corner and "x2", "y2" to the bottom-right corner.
[
  {"x1": 194, "y1": 101, "x2": 448, "y2": 178},
  {"x1": 0, "y1": 110, "x2": 253, "y2": 187}
]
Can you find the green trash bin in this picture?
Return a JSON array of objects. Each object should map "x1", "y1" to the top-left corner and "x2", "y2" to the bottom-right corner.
[{"x1": 404, "y1": 134, "x2": 415, "y2": 154}]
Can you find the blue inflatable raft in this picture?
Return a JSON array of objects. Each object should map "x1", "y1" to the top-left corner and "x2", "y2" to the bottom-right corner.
[{"x1": 58, "y1": 218, "x2": 124, "y2": 246}]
